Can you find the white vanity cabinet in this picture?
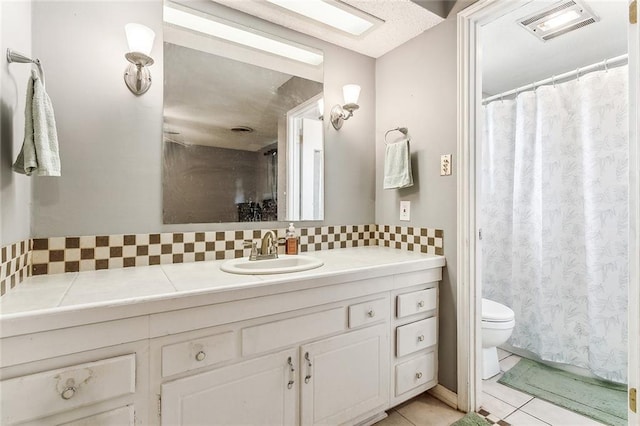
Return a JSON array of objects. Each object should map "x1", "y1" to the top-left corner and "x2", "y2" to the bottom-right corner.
[
  {"x1": 389, "y1": 270, "x2": 440, "y2": 407},
  {"x1": 0, "y1": 338, "x2": 150, "y2": 426},
  {"x1": 153, "y1": 294, "x2": 391, "y2": 426},
  {"x1": 0, "y1": 250, "x2": 445, "y2": 426},
  {"x1": 161, "y1": 348, "x2": 298, "y2": 426},
  {"x1": 300, "y1": 324, "x2": 389, "y2": 426}
]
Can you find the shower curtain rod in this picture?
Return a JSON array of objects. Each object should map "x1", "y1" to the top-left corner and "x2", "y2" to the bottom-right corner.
[{"x1": 483, "y1": 54, "x2": 628, "y2": 104}]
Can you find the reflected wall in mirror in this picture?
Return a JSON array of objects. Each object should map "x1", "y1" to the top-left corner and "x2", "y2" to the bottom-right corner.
[{"x1": 162, "y1": 1, "x2": 324, "y2": 224}]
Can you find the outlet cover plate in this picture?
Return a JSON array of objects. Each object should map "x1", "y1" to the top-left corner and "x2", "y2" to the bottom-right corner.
[
  {"x1": 441, "y1": 154, "x2": 452, "y2": 176},
  {"x1": 400, "y1": 201, "x2": 410, "y2": 221}
]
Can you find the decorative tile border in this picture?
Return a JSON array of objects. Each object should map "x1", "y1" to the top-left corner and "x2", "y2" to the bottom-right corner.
[
  {"x1": 1, "y1": 224, "x2": 444, "y2": 286},
  {"x1": 0, "y1": 239, "x2": 31, "y2": 296},
  {"x1": 377, "y1": 225, "x2": 444, "y2": 255},
  {"x1": 299, "y1": 225, "x2": 377, "y2": 252},
  {"x1": 477, "y1": 408, "x2": 511, "y2": 425}
]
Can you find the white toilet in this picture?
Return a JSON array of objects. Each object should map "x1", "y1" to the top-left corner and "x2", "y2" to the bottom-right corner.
[{"x1": 481, "y1": 298, "x2": 515, "y2": 379}]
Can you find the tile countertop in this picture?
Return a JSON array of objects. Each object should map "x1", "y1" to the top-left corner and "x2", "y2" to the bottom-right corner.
[{"x1": 0, "y1": 247, "x2": 445, "y2": 337}]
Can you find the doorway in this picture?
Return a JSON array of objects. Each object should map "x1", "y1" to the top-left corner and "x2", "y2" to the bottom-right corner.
[{"x1": 456, "y1": 0, "x2": 639, "y2": 424}]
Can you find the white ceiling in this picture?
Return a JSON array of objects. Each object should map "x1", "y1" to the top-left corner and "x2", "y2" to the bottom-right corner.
[
  {"x1": 482, "y1": 0, "x2": 628, "y2": 96},
  {"x1": 213, "y1": 0, "x2": 445, "y2": 58}
]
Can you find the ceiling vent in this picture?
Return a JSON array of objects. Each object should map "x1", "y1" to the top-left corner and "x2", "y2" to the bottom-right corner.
[{"x1": 518, "y1": 0, "x2": 599, "y2": 42}]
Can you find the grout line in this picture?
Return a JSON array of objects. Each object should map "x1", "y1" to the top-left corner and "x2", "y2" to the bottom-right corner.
[{"x1": 393, "y1": 408, "x2": 417, "y2": 426}]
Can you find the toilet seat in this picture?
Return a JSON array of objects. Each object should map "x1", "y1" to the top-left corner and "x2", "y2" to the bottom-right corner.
[
  {"x1": 482, "y1": 318, "x2": 515, "y2": 330},
  {"x1": 482, "y1": 298, "x2": 515, "y2": 322}
]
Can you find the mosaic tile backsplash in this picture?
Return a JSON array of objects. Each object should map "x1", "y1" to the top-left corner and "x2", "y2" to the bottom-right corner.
[
  {"x1": 0, "y1": 224, "x2": 444, "y2": 296},
  {"x1": 0, "y1": 239, "x2": 31, "y2": 295}
]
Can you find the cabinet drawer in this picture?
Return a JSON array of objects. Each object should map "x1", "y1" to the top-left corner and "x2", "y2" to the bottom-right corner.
[
  {"x1": 396, "y1": 317, "x2": 437, "y2": 357},
  {"x1": 60, "y1": 405, "x2": 135, "y2": 426},
  {"x1": 162, "y1": 331, "x2": 236, "y2": 377},
  {"x1": 395, "y1": 351, "x2": 436, "y2": 396},
  {"x1": 397, "y1": 288, "x2": 436, "y2": 318},
  {"x1": 242, "y1": 307, "x2": 345, "y2": 356},
  {"x1": 0, "y1": 354, "x2": 135, "y2": 425},
  {"x1": 348, "y1": 298, "x2": 388, "y2": 329}
]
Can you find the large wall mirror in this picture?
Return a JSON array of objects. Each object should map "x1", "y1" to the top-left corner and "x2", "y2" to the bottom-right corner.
[{"x1": 162, "y1": 1, "x2": 325, "y2": 224}]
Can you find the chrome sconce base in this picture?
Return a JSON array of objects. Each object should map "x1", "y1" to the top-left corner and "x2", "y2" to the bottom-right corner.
[
  {"x1": 330, "y1": 103, "x2": 359, "y2": 130},
  {"x1": 124, "y1": 52, "x2": 154, "y2": 96}
]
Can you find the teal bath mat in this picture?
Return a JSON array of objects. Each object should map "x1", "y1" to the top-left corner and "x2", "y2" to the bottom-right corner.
[
  {"x1": 498, "y1": 358, "x2": 627, "y2": 426},
  {"x1": 450, "y1": 412, "x2": 490, "y2": 426}
]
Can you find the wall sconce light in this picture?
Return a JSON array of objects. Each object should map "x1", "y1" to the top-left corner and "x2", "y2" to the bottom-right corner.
[
  {"x1": 124, "y1": 23, "x2": 155, "y2": 95},
  {"x1": 330, "y1": 84, "x2": 361, "y2": 130}
]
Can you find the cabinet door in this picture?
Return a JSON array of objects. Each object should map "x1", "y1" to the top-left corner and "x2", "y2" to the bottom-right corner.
[
  {"x1": 161, "y1": 348, "x2": 297, "y2": 426},
  {"x1": 300, "y1": 324, "x2": 389, "y2": 426}
]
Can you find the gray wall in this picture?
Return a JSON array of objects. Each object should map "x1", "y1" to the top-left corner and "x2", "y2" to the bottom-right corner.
[
  {"x1": 375, "y1": 17, "x2": 458, "y2": 391},
  {"x1": 30, "y1": 1, "x2": 376, "y2": 237},
  {"x1": 1, "y1": 0, "x2": 32, "y2": 246}
]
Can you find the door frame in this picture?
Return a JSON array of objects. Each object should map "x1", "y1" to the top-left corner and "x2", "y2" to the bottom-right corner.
[{"x1": 456, "y1": 0, "x2": 640, "y2": 420}]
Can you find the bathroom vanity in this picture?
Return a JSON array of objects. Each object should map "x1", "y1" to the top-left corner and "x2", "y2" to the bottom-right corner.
[{"x1": 0, "y1": 247, "x2": 444, "y2": 426}]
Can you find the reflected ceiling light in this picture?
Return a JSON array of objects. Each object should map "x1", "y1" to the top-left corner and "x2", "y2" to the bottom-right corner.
[
  {"x1": 164, "y1": 5, "x2": 323, "y2": 65},
  {"x1": 536, "y1": 10, "x2": 580, "y2": 31},
  {"x1": 123, "y1": 23, "x2": 155, "y2": 95},
  {"x1": 330, "y1": 84, "x2": 360, "y2": 130},
  {"x1": 264, "y1": 0, "x2": 381, "y2": 36}
]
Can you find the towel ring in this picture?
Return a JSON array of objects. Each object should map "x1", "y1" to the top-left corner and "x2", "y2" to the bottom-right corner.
[{"x1": 384, "y1": 127, "x2": 409, "y2": 145}]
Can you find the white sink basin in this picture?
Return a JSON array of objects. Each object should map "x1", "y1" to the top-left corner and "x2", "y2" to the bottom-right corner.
[{"x1": 220, "y1": 255, "x2": 324, "y2": 275}]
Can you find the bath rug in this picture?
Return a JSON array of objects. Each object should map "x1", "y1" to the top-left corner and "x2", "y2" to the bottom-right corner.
[
  {"x1": 450, "y1": 412, "x2": 490, "y2": 426},
  {"x1": 498, "y1": 358, "x2": 627, "y2": 426}
]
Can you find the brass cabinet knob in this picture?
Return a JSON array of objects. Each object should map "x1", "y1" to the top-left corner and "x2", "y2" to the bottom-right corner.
[
  {"x1": 417, "y1": 335, "x2": 425, "y2": 342},
  {"x1": 416, "y1": 372, "x2": 423, "y2": 379},
  {"x1": 195, "y1": 351, "x2": 207, "y2": 362},
  {"x1": 367, "y1": 310, "x2": 375, "y2": 318},
  {"x1": 418, "y1": 300, "x2": 425, "y2": 308}
]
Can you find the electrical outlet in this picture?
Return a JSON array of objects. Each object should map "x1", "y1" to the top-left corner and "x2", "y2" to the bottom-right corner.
[
  {"x1": 441, "y1": 154, "x2": 452, "y2": 176},
  {"x1": 400, "y1": 201, "x2": 410, "y2": 221}
]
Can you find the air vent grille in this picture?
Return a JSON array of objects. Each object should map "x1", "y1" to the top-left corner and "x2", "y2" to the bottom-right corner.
[
  {"x1": 542, "y1": 18, "x2": 596, "y2": 40},
  {"x1": 517, "y1": 0, "x2": 599, "y2": 42},
  {"x1": 520, "y1": 0, "x2": 575, "y2": 26}
]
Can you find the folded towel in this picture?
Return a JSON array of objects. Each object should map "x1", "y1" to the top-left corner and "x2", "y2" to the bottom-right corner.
[
  {"x1": 383, "y1": 139, "x2": 413, "y2": 189},
  {"x1": 13, "y1": 69, "x2": 61, "y2": 176}
]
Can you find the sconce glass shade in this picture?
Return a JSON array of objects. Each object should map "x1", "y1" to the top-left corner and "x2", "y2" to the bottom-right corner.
[
  {"x1": 124, "y1": 23, "x2": 155, "y2": 96},
  {"x1": 342, "y1": 84, "x2": 361, "y2": 105},
  {"x1": 317, "y1": 98, "x2": 324, "y2": 116},
  {"x1": 125, "y1": 23, "x2": 155, "y2": 55}
]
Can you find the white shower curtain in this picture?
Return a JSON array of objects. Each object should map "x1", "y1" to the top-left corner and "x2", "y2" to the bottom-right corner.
[{"x1": 481, "y1": 65, "x2": 629, "y2": 383}]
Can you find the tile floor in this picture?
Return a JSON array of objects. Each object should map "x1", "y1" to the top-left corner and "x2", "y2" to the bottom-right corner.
[
  {"x1": 480, "y1": 349, "x2": 606, "y2": 425},
  {"x1": 375, "y1": 350, "x2": 606, "y2": 426},
  {"x1": 374, "y1": 393, "x2": 465, "y2": 426}
]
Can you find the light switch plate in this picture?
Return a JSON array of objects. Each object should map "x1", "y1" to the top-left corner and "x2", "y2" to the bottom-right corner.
[
  {"x1": 441, "y1": 154, "x2": 452, "y2": 176},
  {"x1": 400, "y1": 201, "x2": 411, "y2": 221}
]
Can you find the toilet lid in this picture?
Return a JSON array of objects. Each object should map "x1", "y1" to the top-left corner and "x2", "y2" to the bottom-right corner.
[{"x1": 482, "y1": 298, "x2": 515, "y2": 322}]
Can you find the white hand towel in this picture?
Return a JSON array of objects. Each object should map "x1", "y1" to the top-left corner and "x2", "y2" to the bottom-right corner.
[
  {"x1": 383, "y1": 139, "x2": 413, "y2": 189},
  {"x1": 13, "y1": 70, "x2": 61, "y2": 176}
]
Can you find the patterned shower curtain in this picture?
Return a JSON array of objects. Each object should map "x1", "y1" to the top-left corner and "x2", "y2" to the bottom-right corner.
[{"x1": 481, "y1": 65, "x2": 629, "y2": 383}]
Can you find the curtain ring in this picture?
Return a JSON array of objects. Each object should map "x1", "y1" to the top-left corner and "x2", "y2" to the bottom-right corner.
[
  {"x1": 500, "y1": 94, "x2": 504, "y2": 103},
  {"x1": 532, "y1": 82, "x2": 536, "y2": 92},
  {"x1": 552, "y1": 75, "x2": 556, "y2": 87},
  {"x1": 576, "y1": 68, "x2": 580, "y2": 81},
  {"x1": 603, "y1": 58, "x2": 608, "y2": 72}
]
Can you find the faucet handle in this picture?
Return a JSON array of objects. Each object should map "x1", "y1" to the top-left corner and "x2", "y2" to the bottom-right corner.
[
  {"x1": 243, "y1": 239, "x2": 254, "y2": 248},
  {"x1": 277, "y1": 238, "x2": 286, "y2": 246},
  {"x1": 244, "y1": 240, "x2": 258, "y2": 260}
]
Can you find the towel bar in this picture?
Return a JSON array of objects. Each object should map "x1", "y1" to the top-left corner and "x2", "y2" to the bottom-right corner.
[
  {"x1": 6, "y1": 48, "x2": 46, "y2": 87},
  {"x1": 384, "y1": 127, "x2": 409, "y2": 145}
]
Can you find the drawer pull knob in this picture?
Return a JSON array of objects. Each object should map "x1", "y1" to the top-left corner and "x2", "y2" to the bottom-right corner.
[
  {"x1": 417, "y1": 335, "x2": 425, "y2": 342},
  {"x1": 195, "y1": 351, "x2": 207, "y2": 362},
  {"x1": 367, "y1": 310, "x2": 375, "y2": 318},
  {"x1": 304, "y1": 352, "x2": 313, "y2": 384},
  {"x1": 61, "y1": 386, "x2": 76, "y2": 400},
  {"x1": 416, "y1": 372, "x2": 423, "y2": 379},
  {"x1": 418, "y1": 300, "x2": 425, "y2": 308}
]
